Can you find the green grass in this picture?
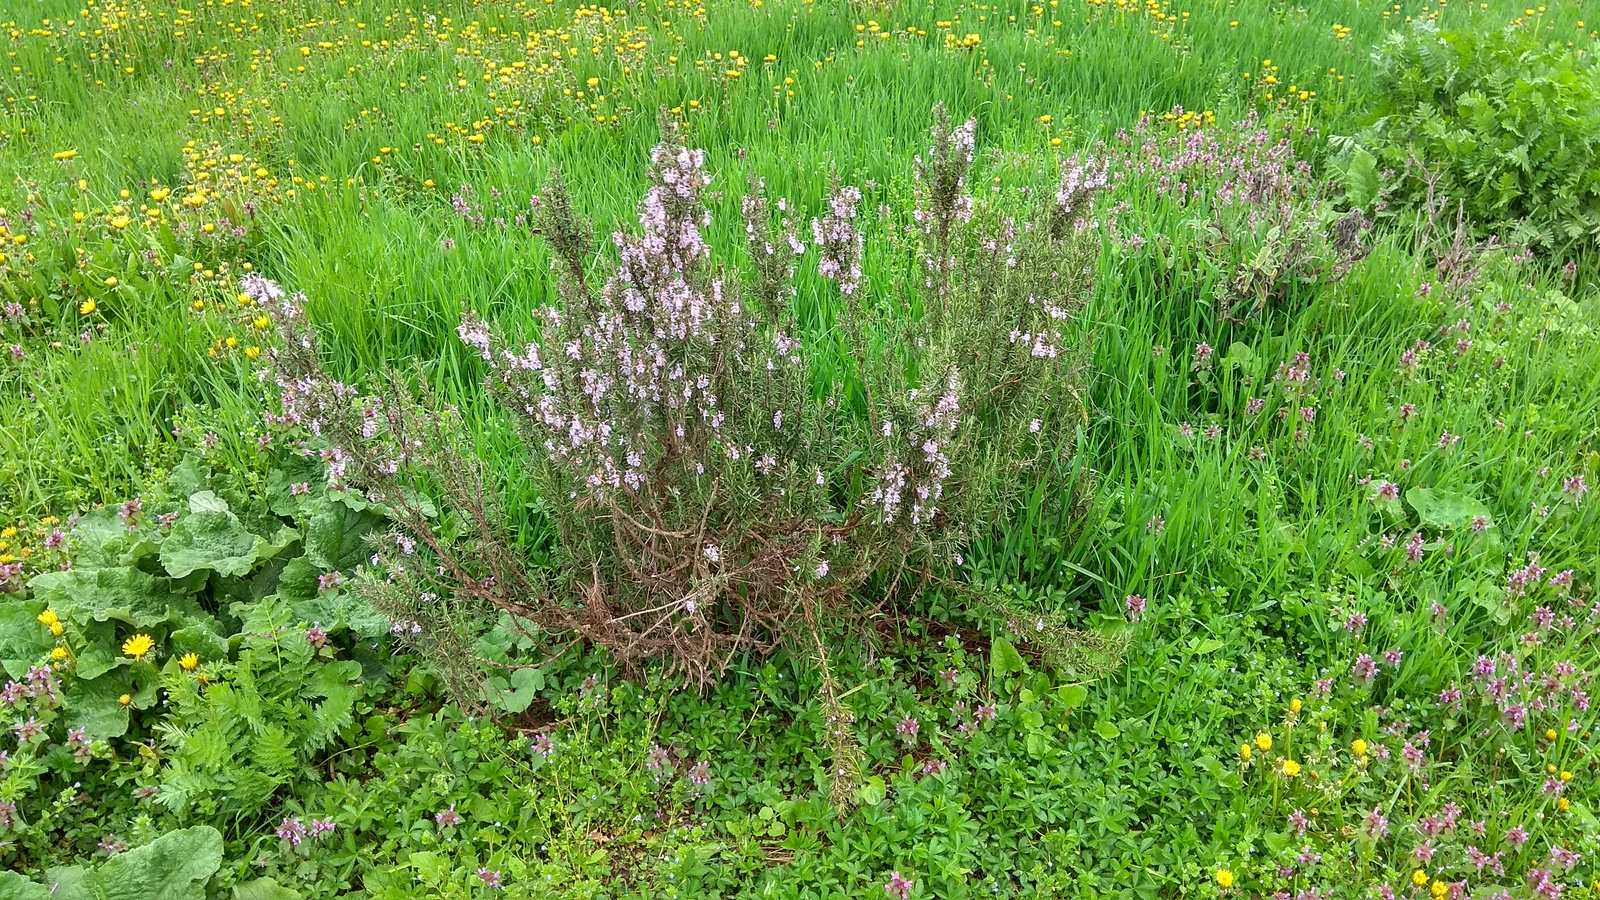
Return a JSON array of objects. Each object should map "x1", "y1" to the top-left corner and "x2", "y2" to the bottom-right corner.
[{"x1": 1, "y1": 0, "x2": 1598, "y2": 896}]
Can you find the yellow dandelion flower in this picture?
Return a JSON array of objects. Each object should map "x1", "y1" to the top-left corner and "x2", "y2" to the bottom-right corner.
[
  {"x1": 1216, "y1": 869, "x2": 1235, "y2": 889},
  {"x1": 1289, "y1": 698, "x2": 1302, "y2": 714},
  {"x1": 50, "y1": 646, "x2": 68, "y2": 661},
  {"x1": 79, "y1": 298, "x2": 97, "y2": 315},
  {"x1": 121, "y1": 633, "x2": 155, "y2": 660},
  {"x1": 50, "y1": 622, "x2": 63, "y2": 637},
  {"x1": 1280, "y1": 759, "x2": 1302, "y2": 777},
  {"x1": 1239, "y1": 743, "x2": 1252, "y2": 762},
  {"x1": 37, "y1": 609, "x2": 59, "y2": 627},
  {"x1": 1352, "y1": 739, "x2": 1367, "y2": 757},
  {"x1": 1412, "y1": 871, "x2": 1429, "y2": 887},
  {"x1": 1255, "y1": 733, "x2": 1272, "y2": 752},
  {"x1": 179, "y1": 652, "x2": 199, "y2": 671},
  {"x1": 118, "y1": 693, "x2": 132, "y2": 706}
]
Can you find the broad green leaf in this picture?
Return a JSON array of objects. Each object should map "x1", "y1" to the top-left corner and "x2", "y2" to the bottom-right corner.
[
  {"x1": 407, "y1": 851, "x2": 446, "y2": 881},
  {"x1": 291, "y1": 589, "x2": 389, "y2": 639},
  {"x1": 858, "y1": 776, "x2": 887, "y2": 806},
  {"x1": 489, "y1": 667, "x2": 544, "y2": 714},
  {"x1": 66, "y1": 508, "x2": 142, "y2": 568},
  {"x1": 1406, "y1": 487, "x2": 1492, "y2": 530},
  {"x1": 166, "y1": 456, "x2": 214, "y2": 499},
  {"x1": 74, "y1": 642, "x2": 118, "y2": 680},
  {"x1": 161, "y1": 509, "x2": 260, "y2": 579},
  {"x1": 1224, "y1": 342, "x2": 1254, "y2": 369},
  {"x1": 1567, "y1": 800, "x2": 1599, "y2": 834},
  {"x1": 1094, "y1": 720, "x2": 1120, "y2": 740},
  {"x1": 66, "y1": 670, "x2": 144, "y2": 739},
  {"x1": 74, "y1": 825, "x2": 222, "y2": 900},
  {"x1": 0, "y1": 871, "x2": 49, "y2": 900},
  {"x1": 276, "y1": 556, "x2": 320, "y2": 603},
  {"x1": 990, "y1": 636, "x2": 1028, "y2": 677},
  {"x1": 29, "y1": 567, "x2": 188, "y2": 631},
  {"x1": 304, "y1": 499, "x2": 382, "y2": 573},
  {"x1": 0, "y1": 598, "x2": 53, "y2": 679},
  {"x1": 187, "y1": 490, "x2": 231, "y2": 515},
  {"x1": 1056, "y1": 684, "x2": 1088, "y2": 708}
]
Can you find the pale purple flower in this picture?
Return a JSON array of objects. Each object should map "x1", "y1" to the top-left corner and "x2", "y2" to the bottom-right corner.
[
  {"x1": 1363, "y1": 806, "x2": 1388, "y2": 838},
  {"x1": 1550, "y1": 846, "x2": 1580, "y2": 869},
  {"x1": 1352, "y1": 654, "x2": 1377, "y2": 685},
  {"x1": 896, "y1": 715, "x2": 921, "y2": 744},
  {"x1": 646, "y1": 742, "x2": 672, "y2": 775},
  {"x1": 687, "y1": 760, "x2": 711, "y2": 786},
  {"x1": 1124, "y1": 594, "x2": 1146, "y2": 622},
  {"x1": 276, "y1": 817, "x2": 306, "y2": 847},
  {"x1": 884, "y1": 871, "x2": 914, "y2": 900}
]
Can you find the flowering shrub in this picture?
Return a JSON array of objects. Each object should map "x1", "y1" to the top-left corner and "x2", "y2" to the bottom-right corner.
[
  {"x1": 255, "y1": 108, "x2": 1100, "y2": 701},
  {"x1": 1107, "y1": 112, "x2": 1370, "y2": 322}
]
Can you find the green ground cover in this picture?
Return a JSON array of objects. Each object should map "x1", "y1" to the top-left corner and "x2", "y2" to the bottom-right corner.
[{"x1": 0, "y1": 0, "x2": 1598, "y2": 895}]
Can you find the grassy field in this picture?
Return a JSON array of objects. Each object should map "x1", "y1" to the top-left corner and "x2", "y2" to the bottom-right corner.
[{"x1": 1, "y1": 0, "x2": 1599, "y2": 895}]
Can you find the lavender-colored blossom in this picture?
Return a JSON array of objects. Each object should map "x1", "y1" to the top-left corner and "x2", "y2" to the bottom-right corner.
[{"x1": 276, "y1": 817, "x2": 306, "y2": 847}]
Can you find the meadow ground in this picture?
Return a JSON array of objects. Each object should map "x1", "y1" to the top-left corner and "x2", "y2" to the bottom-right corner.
[{"x1": 0, "y1": 0, "x2": 1598, "y2": 895}]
